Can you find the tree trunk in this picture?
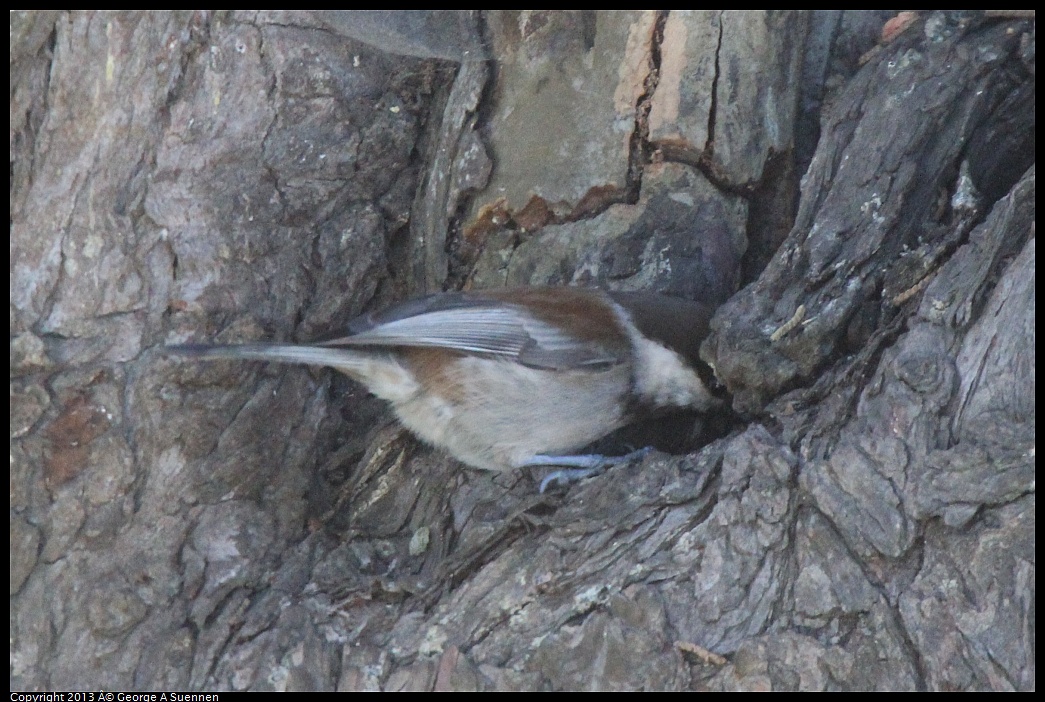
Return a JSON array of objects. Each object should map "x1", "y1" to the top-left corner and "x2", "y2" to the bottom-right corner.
[{"x1": 10, "y1": 10, "x2": 1034, "y2": 691}]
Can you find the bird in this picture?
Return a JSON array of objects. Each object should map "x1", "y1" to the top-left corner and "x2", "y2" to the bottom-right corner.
[{"x1": 166, "y1": 286, "x2": 722, "y2": 490}]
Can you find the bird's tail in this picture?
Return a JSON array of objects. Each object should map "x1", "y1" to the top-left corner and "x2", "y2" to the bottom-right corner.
[
  {"x1": 164, "y1": 343, "x2": 417, "y2": 402},
  {"x1": 165, "y1": 343, "x2": 371, "y2": 372}
]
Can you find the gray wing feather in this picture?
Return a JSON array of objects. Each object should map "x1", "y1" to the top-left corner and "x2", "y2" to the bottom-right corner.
[
  {"x1": 320, "y1": 296, "x2": 621, "y2": 369},
  {"x1": 325, "y1": 307, "x2": 531, "y2": 356}
]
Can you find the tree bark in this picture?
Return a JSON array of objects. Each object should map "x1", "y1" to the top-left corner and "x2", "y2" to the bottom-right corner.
[{"x1": 10, "y1": 10, "x2": 1034, "y2": 691}]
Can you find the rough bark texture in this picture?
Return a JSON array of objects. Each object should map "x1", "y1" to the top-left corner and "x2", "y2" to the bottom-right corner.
[{"x1": 10, "y1": 11, "x2": 1034, "y2": 691}]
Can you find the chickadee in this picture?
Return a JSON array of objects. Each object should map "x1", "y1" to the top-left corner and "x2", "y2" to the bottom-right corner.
[{"x1": 167, "y1": 287, "x2": 721, "y2": 485}]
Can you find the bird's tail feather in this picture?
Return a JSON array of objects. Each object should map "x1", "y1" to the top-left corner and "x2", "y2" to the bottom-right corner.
[{"x1": 165, "y1": 343, "x2": 370, "y2": 372}]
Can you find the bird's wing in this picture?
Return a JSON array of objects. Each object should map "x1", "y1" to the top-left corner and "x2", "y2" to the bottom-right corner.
[{"x1": 318, "y1": 291, "x2": 625, "y2": 370}]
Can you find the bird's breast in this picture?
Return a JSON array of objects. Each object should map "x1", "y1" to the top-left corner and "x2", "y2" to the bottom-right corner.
[{"x1": 392, "y1": 350, "x2": 632, "y2": 471}]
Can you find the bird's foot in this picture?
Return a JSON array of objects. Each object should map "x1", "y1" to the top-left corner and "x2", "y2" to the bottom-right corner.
[{"x1": 524, "y1": 447, "x2": 654, "y2": 493}]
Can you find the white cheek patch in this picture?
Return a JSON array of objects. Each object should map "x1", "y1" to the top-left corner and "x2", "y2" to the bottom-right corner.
[
  {"x1": 630, "y1": 337, "x2": 716, "y2": 408},
  {"x1": 611, "y1": 303, "x2": 718, "y2": 410}
]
